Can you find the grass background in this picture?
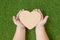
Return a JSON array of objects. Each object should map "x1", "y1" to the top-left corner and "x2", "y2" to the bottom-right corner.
[{"x1": 0, "y1": 0, "x2": 60, "y2": 40}]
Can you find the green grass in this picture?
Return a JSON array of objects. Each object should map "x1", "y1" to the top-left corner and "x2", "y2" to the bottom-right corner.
[{"x1": 0, "y1": 0, "x2": 60, "y2": 40}]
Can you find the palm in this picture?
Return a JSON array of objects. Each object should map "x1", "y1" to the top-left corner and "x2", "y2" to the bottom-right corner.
[
  {"x1": 34, "y1": 9, "x2": 48, "y2": 27},
  {"x1": 13, "y1": 10, "x2": 24, "y2": 27}
]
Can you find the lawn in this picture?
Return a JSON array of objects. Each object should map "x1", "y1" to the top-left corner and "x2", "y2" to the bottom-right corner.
[{"x1": 0, "y1": 0, "x2": 60, "y2": 40}]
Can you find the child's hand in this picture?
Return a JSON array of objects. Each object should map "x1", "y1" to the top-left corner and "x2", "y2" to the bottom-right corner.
[
  {"x1": 13, "y1": 10, "x2": 24, "y2": 27},
  {"x1": 35, "y1": 9, "x2": 49, "y2": 40},
  {"x1": 13, "y1": 10, "x2": 26, "y2": 40},
  {"x1": 35, "y1": 9, "x2": 49, "y2": 29}
]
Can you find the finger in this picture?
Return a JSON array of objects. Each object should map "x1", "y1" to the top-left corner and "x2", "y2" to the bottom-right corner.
[
  {"x1": 33, "y1": 9, "x2": 43, "y2": 19},
  {"x1": 43, "y1": 16, "x2": 49, "y2": 24},
  {"x1": 13, "y1": 16, "x2": 16, "y2": 23},
  {"x1": 17, "y1": 10, "x2": 21, "y2": 17},
  {"x1": 16, "y1": 10, "x2": 22, "y2": 20},
  {"x1": 32, "y1": 9, "x2": 37, "y2": 12},
  {"x1": 21, "y1": 9, "x2": 24, "y2": 11},
  {"x1": 16, "y1": 9, "x2": 24, "y2": 19},
  {"x1": 37, "y1": 9, "x2": 42, "y2": 14},
  {"x1": 34, "y1": 9, "x2": 38, "y2": 11},
  {"x1": 37, "y1": 9, "x2": 43, "y2": 20}
]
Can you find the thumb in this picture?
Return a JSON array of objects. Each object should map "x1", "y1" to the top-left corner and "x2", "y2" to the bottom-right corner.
[
  {"x1": 43, "y1": 16, "x2": 49, "y2": 24},
  {"x1": 13, "y1": 16, "x2": 17, "y2": 24}
]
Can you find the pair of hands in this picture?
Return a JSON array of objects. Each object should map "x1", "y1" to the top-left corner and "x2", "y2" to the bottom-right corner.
[{"x1": 13, "y1": 9, "x2": 48, "y2": 29}]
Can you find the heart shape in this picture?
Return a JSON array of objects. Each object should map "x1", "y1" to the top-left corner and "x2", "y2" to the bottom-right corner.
[{"x1": 19, "y1": 10, "x2": 41, "y2": 29}]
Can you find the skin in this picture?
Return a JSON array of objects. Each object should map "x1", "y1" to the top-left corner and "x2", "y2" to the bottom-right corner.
[
  {"x1": 13, "y1": 9, "x2": 49, "y2": 40},
  {"x1": 35, "y1": 9, "x2": 49, "y2": 40},
  {"x1": 13, "y1": 10, "x2": 26, "y2": 40}
]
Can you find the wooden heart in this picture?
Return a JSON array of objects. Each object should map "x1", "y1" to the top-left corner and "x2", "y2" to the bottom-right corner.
[{"x1": 19, "y1": 10, "x2": 41, "y2": 29}]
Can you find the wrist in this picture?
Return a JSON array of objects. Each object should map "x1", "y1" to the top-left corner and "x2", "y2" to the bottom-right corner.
[
  {"x1": 36, "y1": 25, "x2": 44, "y2": 29},
  {"x1": 36, "y1": 25, "x2": 44, "y2": 31},
  {"x1": 17, "y1": 24, "x2": 24, "y2": 27},
  {"x1": 16, "y1": 26, "x2": 25, "y2": 30}
]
